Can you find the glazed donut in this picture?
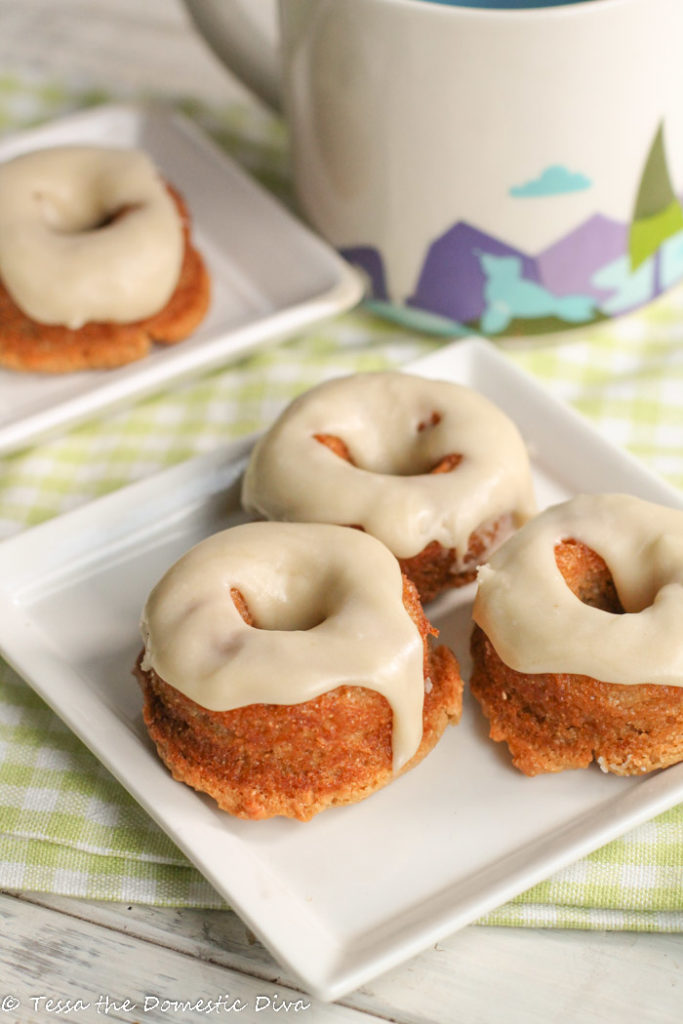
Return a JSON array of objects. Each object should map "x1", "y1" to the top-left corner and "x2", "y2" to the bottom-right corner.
[
  {"x1": 241, "y1": 372, "x2": 536, "y2": 602},
  {"x1": 137, "y1": 521, "x2": 463, "y2": 820},
  {"x1": 471, "y1": 493, "x2": 683, "y2": 775},
  {"x1": 0, "y1": 145, "x2": 183, "y2": 329}
]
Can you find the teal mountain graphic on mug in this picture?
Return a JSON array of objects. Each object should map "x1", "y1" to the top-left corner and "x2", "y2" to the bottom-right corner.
[
  {"x1": 344, "y1": 122, "x2": 683, "y2": 335},
  {"x1": 477, "y1": 253, "x2": 596, "y2": 334}
]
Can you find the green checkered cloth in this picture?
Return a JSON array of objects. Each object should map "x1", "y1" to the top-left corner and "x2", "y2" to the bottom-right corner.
[{"x1": 2, "y1": 75, "x2": 683, "y2": 928}]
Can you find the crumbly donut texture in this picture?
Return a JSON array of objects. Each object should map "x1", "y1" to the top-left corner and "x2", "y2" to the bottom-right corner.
[
  {"x1": 0, "y1": 185, "x2": 210, "y2": 373},
  {"x1": 136, "y1": 575, "x2": 463, "y2": 821},
  {"x1": 471, "y1": 536, "x2": 683, "y2": 776}
]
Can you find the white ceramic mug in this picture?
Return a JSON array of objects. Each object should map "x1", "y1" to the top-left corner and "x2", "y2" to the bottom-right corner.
[{"x1": 185, "y1": 0, "x2": 683, "y2": 336}]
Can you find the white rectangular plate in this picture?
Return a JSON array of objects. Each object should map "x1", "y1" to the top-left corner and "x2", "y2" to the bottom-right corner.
[
  {"x1": 2, "y1": 338, "x2": 683, "y2": 1002},
  {"x1": 0, "y1": 103, "x2": 363, "y2": 454}
]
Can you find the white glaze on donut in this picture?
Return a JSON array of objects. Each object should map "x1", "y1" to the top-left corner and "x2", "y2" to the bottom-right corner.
[
  {"x1": 140, "y1": 522, "x2": 426, "y2": 771},
  {"x1": 0, "y1": 146, "x2": 183, "y2": 328},
  {"x1": 241, "y1": 372, "x2": 536, "y2": 560},
  {"x1": 473, "y1": 493, "x2": 683, "y2": 685}
]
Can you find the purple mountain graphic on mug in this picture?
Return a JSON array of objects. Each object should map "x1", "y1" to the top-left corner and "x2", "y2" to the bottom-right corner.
[{"x1": 341, "y1": 124, "x2": 683, "y2": 334}]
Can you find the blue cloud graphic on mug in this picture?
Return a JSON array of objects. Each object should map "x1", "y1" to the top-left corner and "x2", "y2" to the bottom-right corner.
[{"x1": 509, "y1": 165, "x2": 592, "y2": 198}]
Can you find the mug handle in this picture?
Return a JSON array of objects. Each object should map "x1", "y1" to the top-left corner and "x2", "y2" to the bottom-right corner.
[{"x1": 183, "y1": 0, "x2": 282, "y2": 111}]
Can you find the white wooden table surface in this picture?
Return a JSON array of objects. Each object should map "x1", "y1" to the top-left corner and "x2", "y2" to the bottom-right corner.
[{"x1": 1, "y1": 2, "x2": 683, "y2": 1021}]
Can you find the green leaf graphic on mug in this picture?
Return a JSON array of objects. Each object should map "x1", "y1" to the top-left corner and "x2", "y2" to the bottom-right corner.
[{"x1": 629, "y1": 123, "x2": 683, "y2": 273}]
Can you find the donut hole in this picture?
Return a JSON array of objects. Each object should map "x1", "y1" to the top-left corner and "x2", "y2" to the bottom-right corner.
[
  {"x1": 90, "y1": 203, "x2": 140, "y2": 231},
  {"x1": 417, "y1": 411, "x2": 442, "y2": 432},
  {"x1": 230, "y1": 586, "x2": 326, "y2": 632},
  {"x1": 33, "y1": 189, "x2": 138, "y2": 234},
  {"x1": 431, "y1": 453, "x2": 463, "y2": 475},
  {"x1": 554, "y1": 539, "x2": 625, "y2": 614},
  {"x1": 313, "y1": 431, "x2": 462, "y2": 477}
]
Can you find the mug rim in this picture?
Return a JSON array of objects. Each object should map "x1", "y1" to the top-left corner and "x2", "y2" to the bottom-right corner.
[{"x1": 366, "y1": 0, "x2": 648, "y2": 16}]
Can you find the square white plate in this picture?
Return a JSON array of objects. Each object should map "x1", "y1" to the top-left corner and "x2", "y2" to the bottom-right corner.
[
  {"x1": 0, "y1": 103, "x2": 363, "y2": 454},
  {"x1": 2, "y1": 338, "x2": 683, "y2": 1002}
]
